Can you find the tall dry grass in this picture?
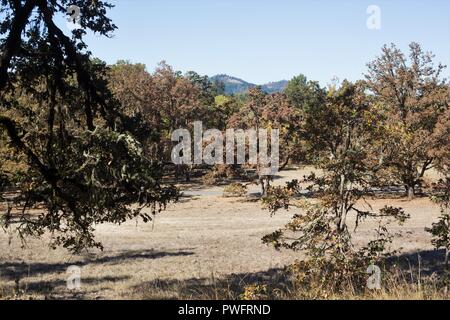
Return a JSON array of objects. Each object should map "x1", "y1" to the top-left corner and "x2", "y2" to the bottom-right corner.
[{"x1": 124, "y1": 261, "x2": 449, "y2": 300}]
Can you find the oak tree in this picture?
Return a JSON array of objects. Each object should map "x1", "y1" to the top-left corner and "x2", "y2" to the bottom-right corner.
[
  {"x1": 0, "y1": 0, "x2": 177, "y2": 252},
  {"x1": 365, "y1": 43, "x2": 450, "y2": 199}
]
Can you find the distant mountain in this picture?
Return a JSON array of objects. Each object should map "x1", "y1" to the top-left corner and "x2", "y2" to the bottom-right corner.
[
  {"x1": 210, "y1": 74, "x2": 255, "y2": 95},
  {"x1": 261, "y1": 80, "x2": 289, "y2": 94},
  {"x1": 210, "y1": 74, "x2": 288, "y2": 95}
]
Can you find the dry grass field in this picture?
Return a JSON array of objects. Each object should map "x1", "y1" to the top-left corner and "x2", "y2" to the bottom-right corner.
[{"x1": 0, "y1": 167, "x2": 447, "y2": 300}]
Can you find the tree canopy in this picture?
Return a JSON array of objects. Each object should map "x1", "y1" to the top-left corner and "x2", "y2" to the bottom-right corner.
[{"x1": 0, "y1": 0, "x2": 177, "y2": 252}]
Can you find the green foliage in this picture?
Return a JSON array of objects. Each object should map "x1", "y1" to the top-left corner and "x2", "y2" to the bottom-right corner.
[
  {"x1": 426, "y1": 178, "x2": 450, "y2": 292},
  {"x1": 7, "y1": 128, "x2": 178, "y2": 251},
  {"x1": 426, "y1": 212, "x2": 450, "y2": 252},
  {"x1": 0, "y1": 1, "x2": 178, "y2": 252},
  {"x1": 284, "y1": 74, "x2": 325, "y2": 113},
  {"x1": 185, "y1": 71, "x2": 220, "y2": 106},
  {"x1": 262, "y1": 80, "x2": 410, "y2": 292}
]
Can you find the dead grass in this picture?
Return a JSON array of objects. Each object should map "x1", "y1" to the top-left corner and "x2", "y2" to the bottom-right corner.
[{"x1": 0, "y1": 167, "x2": 448, "y2": 300}]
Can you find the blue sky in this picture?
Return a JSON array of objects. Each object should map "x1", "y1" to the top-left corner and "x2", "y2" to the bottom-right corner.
[{"x1": 81, "y1": 0, "x2": 450, "y2": 85}]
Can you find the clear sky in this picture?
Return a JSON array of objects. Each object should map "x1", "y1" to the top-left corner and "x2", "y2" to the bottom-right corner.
[{"x1": 82, "y1": 0, "x2": 450, "y2": 85}]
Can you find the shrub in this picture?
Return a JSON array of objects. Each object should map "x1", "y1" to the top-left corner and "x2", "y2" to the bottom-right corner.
[{"x1": 223, "y1": 183, "x2": 248, "y2": 198}]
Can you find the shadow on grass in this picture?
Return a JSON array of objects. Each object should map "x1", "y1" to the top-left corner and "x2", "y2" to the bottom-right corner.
[
  {"x1": 387, "y1": 249, "x2": 448, "y2": 278},
  {"x1": 130, "y1": 249, "x2": 449, "y2": 299},
  {"x1": 0, "y1": 249, "x2": 195, "y2": 281},
  {"x1": 129, "y1": 267, "x2": 289, "y2": 300},
  {"x1": 7, "y1": 275, "x2": 131, "y2": 299},
  {"x1": 1, "y1": 248, "x2": 447, "y2": 299}
]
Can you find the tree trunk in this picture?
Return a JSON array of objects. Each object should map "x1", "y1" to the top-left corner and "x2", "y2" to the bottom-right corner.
[
  {"x1": 185, "y1": 166, "x2": 191, "y2": 183},
  {"x1": 260, "y1": 177, "x2": 270, "y2": 197},
  {"x1": 279, "y1": 155, "x2": 291, "y2": 171},
  {"x1": 445, "y1": 248, "x2": 449, "y2": 297},
  {"x1": 406, "y1": 184, "x2": 415, "y2": 200},
  {"x1": 338, "y1": 174, "x2": 347, "y2": 232},
  {"x1": 0, "y1": 0, "x2": 38, "y2": 90},
  {"x1": 175, "y1": 164, "x2": 180, "y2": 182},
  {"x1": 445, "y1": 248, "x2": 449, "y2": 272}
]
